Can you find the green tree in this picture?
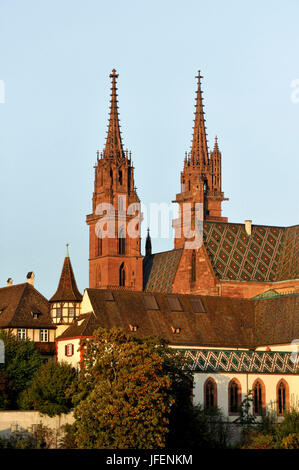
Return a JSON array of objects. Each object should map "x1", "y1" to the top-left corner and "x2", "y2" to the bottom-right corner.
[
  {"x1": 0, "y1": 331, "x2": 42, "y2": 408},
  {"x1": 19, "y1": 361, "x2": 76, "y2": 417},
  {"x1": 71, "y1": 328, "x2": 172, "y2": 449},
  {"x1": 139, "y1": 337, "x2": 225, "y2": 448}
]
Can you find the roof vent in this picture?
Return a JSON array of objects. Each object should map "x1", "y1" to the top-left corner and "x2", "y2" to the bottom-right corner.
[
  {"x1": 7, "y1": 278, "x2": 13, "y2": 286},
  {"x1": 26, "y1": 272, "x2": 35, "y2": 286},
  {"x1": 245, "y1": 220, "x2": 252, "y2": 236}
]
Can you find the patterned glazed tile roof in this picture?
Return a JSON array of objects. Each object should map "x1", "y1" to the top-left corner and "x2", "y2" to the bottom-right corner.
[
  {"x1": 254, "y1": 294, "x2": 299, "y2": 346},
  {"x1": 182, "y1": 349, "x2": 299, "y2": 374},
  {"x1": 0, "y1": 283, "x2": 53, "y2": 329},
  {"x1": 143, "y1": 249, "x2": 183, "y2": 293},
  {"x1": 50, "y1": 256, "x2": 82, "y2": 302},
  {"x1": 203, "y1": 221, "x2": 299, "y2": 282}
]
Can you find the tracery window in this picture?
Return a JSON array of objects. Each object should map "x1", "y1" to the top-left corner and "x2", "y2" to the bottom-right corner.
[
  {"x1": 204, "y1": 378, "x2": 217, "y2": 409},
  {"x1": 119, "y1": 263, "x2": 125, "y2": 287},
  {"x1": 277, "y1": 380, "x2": 289, "y2": 416},
  {"x1": 252, "y1": 379, "x2": 265, "y2": 415},
  {"x1": 118, "y1": 228, "x2": 125, "y2": 255},
  {"x1": 191, "y1": 250, "x2": 196, "y2": 282},
  {"x1": 228, "y1": 379, "x2": 241, "y2": 414}
]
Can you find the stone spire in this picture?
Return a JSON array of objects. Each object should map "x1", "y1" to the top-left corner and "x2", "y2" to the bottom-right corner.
[
  {"x1": 50, "y1": 250, "x2": 82, "y2": 302},
  {"x1": 145, "y1": 228, "x2": 152, "y2": 256},
  {"x1": 190, "y1": 71, "x2": 209, "y2": 168},
  {"x1": 103, "y1": 69, "x2": 125, "y2": 161}
]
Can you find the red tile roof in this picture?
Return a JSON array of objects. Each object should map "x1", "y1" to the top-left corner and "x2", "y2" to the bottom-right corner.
[{"x1": 0, "y1": 283, "x2": 54, "y2": 329}]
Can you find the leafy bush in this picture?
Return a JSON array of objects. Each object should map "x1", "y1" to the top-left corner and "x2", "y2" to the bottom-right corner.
[
  {"x1": 0, "y1": 331, "x2": 42, "y2": 408},
  {"x1": 18, "y1": 361, "x2": 76, "y2": 416},
  {"x1": 281, "y1": 433, "x2": 299, "y2": 449}
]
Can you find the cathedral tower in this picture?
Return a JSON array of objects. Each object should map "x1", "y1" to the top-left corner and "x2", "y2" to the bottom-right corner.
[
  {"x1": 173, "y1": 71, "x2": 228, "y2": 249},
  {"x1": 86, "y1": 70, "x2": 143, "y2": 290}
]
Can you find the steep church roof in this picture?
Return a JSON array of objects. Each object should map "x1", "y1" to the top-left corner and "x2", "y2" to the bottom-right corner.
[
  {"x1": 50, "y1": 250, "x2": 82, "y2": 302},
  {"x1": 57, "y1": 289, "x2": 299, "y2": 349},
  {"x1": 203, "y1": 221, "x2": 299, "y2": 282},
  {"x1": 143, "y1": 249, "x2": 183, "y2": 293}
]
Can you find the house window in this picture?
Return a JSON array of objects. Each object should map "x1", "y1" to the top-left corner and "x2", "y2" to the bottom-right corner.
[
  {"x1": 32, "y1": 311, "x2": 40, "y2": 319},
  {"x1": 69, "y1": 308, "x2": 75, "y2": 318},
  {"x1": 228, "y1": 379, "x2": 241, "y2": 414},
  {"x1": 277, "y1": 380, "x2": 289, "y2": 416},
  {"x1": 119, "y1": 263, "x2": 125, "y2": 287},
  {"x1": 17, "y1": 329, "x2": 26, "y2": 340},
  {"x1": 252, "y1": 379, "x2": 265, "y2": 415},
  {"x1": 56, "y1": 308, "x2": 62, "y2": 319},
  {"x1": 40, "y1": 329, "x2": 48, "y2": 342},
  {"x1": 204, "y1": 378, "x2": 217, "y2": 409},
  {"x1": 65, "y1": 344, "x2": 74, "y2": 357}
]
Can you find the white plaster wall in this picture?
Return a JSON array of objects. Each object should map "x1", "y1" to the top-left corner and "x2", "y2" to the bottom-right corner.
[
  {"x1": 57, "y1": 338, "x2": 81, "y2": 368},
  {"x1": 193, "y1": 372, "x2": 299, "y2": 419}
]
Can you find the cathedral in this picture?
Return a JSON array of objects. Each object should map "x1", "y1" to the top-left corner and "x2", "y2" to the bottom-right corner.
[{"x1": 1, "y1": 69, "x2": 298, "y2": 421}]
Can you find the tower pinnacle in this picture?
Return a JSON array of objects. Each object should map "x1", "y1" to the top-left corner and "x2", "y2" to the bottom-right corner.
[
  {"x1": 103, "y1": 69, "x2": 124, "y2": 161},
  {"x1": 190, "y1": 71, "x2": 209, "y2": 167}
]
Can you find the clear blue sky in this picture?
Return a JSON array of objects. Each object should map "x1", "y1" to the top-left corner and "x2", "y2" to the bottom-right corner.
[{"x1": 0, "y1": 0, "x2": 298, "y2": 298}]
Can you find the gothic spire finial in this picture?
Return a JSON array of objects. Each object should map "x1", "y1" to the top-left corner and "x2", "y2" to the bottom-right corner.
[
  {"x1": 190, "y1": 70, "x2": 209, "y2": 167},
  {"x1": 214, "y1": 135, "x2": 218, "y2": 150},
  {"x1": 145, "y1": 227, "x2": 152, "y2": 256},
  {"x1": 103, "y1": 69, "x2": 125, "y2": 160},
  {"x1": 66, "y1": 243, "x2": 69, "y2": 258}
]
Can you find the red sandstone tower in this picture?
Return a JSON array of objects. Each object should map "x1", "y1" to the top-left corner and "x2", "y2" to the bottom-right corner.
[
  {"x1": 173, "y1": 71, "x2": 228, "y2": 249},
  {"x1": 86, "y1": 70, "x2": 143, "y2": 290}
]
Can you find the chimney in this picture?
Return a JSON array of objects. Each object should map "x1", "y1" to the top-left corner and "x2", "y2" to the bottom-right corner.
[
  {"x1": 7, "y1": 278, "x2": 13, "y2": 287},
  {"x1": 245, "y1": 220, "x2": 252, "y2": 236},
  {"x1": 26, "y1": 272, "x2": 35, "y2": 286}
]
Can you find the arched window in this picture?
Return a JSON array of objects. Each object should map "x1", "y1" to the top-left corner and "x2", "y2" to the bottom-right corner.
[
  {"x1": 110, "y1": 169, "x2": 113, "y2": 183},
  {"x1": 96, "y1": 231, "x2": 102, "y2": 256},
  {"x1": 118, "y1": 170, "x2": 123, "y2": 185},
  {"x1": 204, "y1": 378, "x2": 217, "y2": 409},
  {"x1": 277, "y1": 379, "x2": 289, "y2": 416},
  {"x1": 228, "y1": 378, "x2": 242, "y2": 414},
  {"x1": 252, "y1": 379, "x2": 265, "y2": 416},
  {"x1": 191, "y1": 250, "x2": 196, "y2": 282},
  {"x1": 118, "y1": 228, "x2": 125, "y2": 255},
  {"x1": 119, "y1": 263, "x2": 125, "y2": 287}
]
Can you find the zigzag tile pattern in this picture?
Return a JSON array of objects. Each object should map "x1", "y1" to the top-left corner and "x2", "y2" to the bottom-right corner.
[{"x1": 183, "y1": 349, "x2": 299, "y2": 374}]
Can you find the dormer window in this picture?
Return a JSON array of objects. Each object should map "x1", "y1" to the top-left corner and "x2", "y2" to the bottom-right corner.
[
  {"x1": 171, "y1": 326, "x2": 181, "y2": 334},
  {"x1": 32, "y1": 310, "x2": 41, "y2": 319},
  {"x1": 129, "y1": 324, "x2": 138, "y2": 332}
]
